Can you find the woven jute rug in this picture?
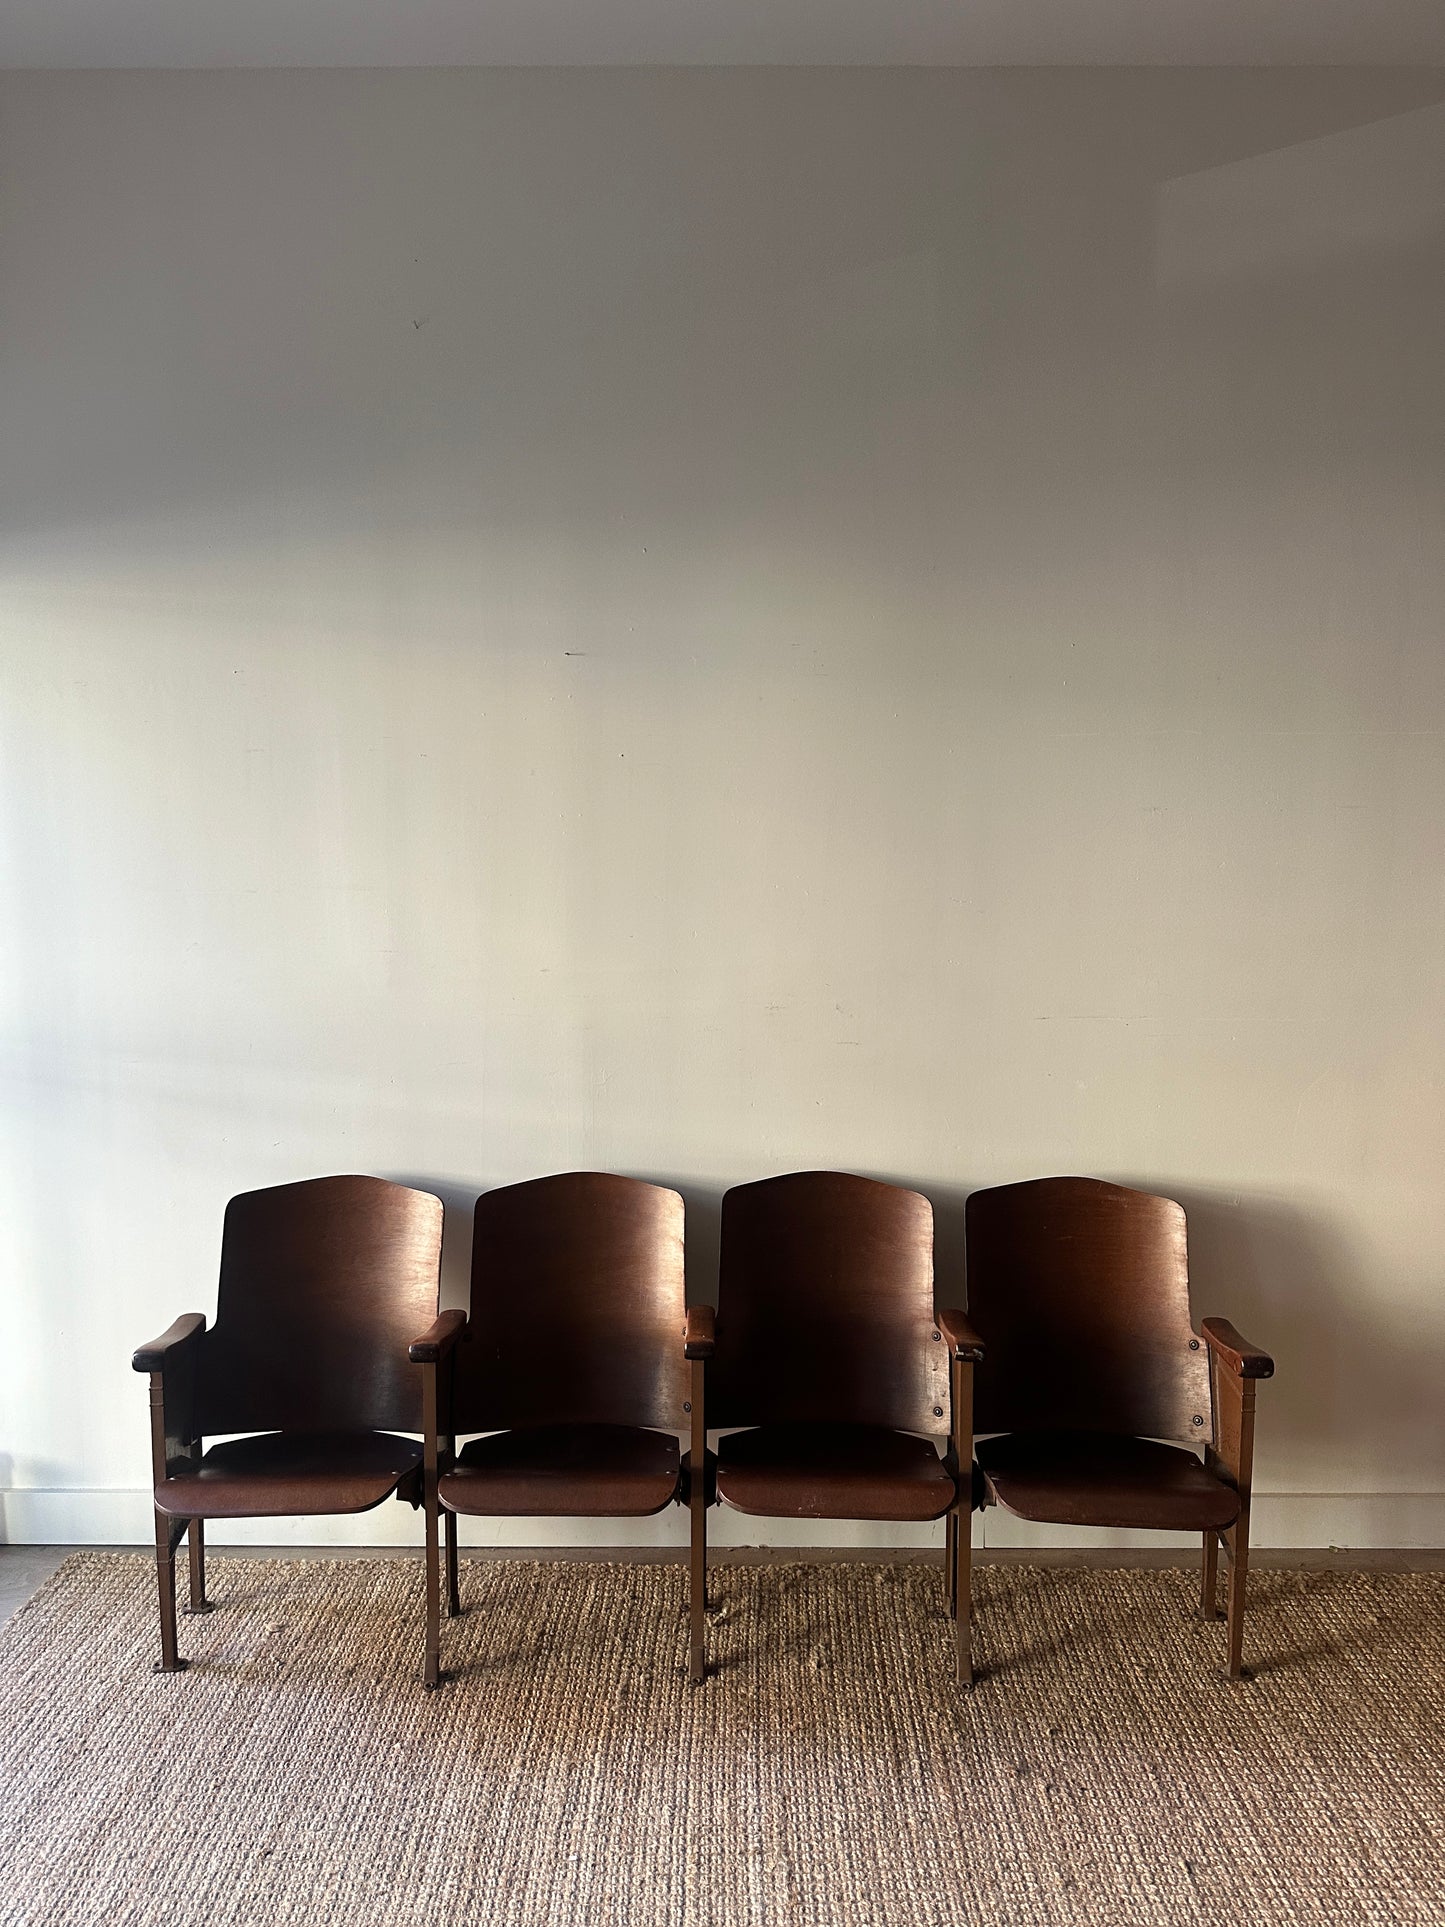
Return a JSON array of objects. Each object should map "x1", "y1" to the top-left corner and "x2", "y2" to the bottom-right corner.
[{"x1": 1, "y1": 1554, "x2": 1442, "y2": 1927}]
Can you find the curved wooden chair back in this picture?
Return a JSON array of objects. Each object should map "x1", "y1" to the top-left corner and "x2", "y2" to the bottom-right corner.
[
  {"x1": 456, "y1": 1172, "x2": 687, "y2": 1432},
  {"x1": 198, "y1": 1175, "x2": 444, "y2": 1435},
  {"x1": 965, "y1": 1176, "x2": 1212, "y2": 1444},
  {"x1": 711, "y1": 1171, "x2": 946, "y2": 1435}
]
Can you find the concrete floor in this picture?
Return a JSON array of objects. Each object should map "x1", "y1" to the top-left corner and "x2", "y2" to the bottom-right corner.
[
  {"x1": 5, "y1": 1543, "x2": 1444, "y2": 1628},
  {"x1": 0, "y1": 1548, "x2": 74, "y2": 1626}
]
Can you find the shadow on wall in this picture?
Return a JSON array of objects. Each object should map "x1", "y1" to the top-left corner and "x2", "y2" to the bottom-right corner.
[
  {"x1": 925, "y1": 1181, "x2": 971, "y2": 1314},
  {"x1": 1168, "y1": 1185, "x2": 1445, "y2": 1498},
  {"x1": 652, "y1": 1178, "x2": 724, "y2": 1315},
  {"x1": 912, "y1": 1173, "x2": 1445, "y2": 1504},
  {"x1": 388, "y1": 1166, "x2": 1445, "y2": 1509},
  {"x1": 387, "y1": 1175, "x2": 476, "y2": 1315},
  {"x1": 388, "y1": 1169, "x2": 728, "y2": 1317}
]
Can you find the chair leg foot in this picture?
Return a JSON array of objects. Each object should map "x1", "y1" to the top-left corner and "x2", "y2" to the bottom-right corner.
[{"x1": 954, "y1": 1631, "x2": 973, "y2": 1689}]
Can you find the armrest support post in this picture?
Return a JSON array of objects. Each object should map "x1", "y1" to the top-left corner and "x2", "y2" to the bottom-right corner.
[
  {"x1": 148, "y1": 1372, "x2": 171, "y2": 1493},
  {"x1": 134, "y1": 1313, "x2": 206, "y2": 1484},
  {"x1": 1206, "y1": 1367, "x2": 1258, "y2": 1493},
  {"x1": 946, "y1": 1341, "x2": 976, "y2": 1687},
  {"x1": 1199, "y1": 1317, "x2": 1273, "y2": 1512},
  {"x1": 949, "y1": 1349, "x2": 975, "y2": 1471},
  {"x1": 686, "y1": 1313, "x2": 710, "y2": 1684},
  {"x1": 421, "y1": 1348, "x2": 441, "y2": 1480},
  {"x1": 1198, "y1": 1318, "x2": 1271, "y2": 1506},
  {"x1": 413, "y1": 1311, "x2": 466, "y2": 1482}
]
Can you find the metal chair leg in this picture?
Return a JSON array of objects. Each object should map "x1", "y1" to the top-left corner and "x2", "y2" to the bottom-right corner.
[
  {"x1": 1199, "y1": 1530, "x2": 1219, "y2": 1620},
  {"x1": 1224, "y1": 1525, "x2": 1250, "y2": 1680},
  {"x1": 445, "y1": 1507, "x2": 461, "y2": 1618},
  {"x1": 423, "y1": 1493, "x2": 443, "y2": 1689},
  {"x1": 953, "y1": 1504, "x2": 973, "y2": 1688},
  {"x1": 688, "y1": 1483, "x2": 708, "y2": 1685},
  {"x1": 152, "y1": 1513, "x2": 187, "y2": 1672},
  {"x1": 185, "y1": 1518, "x2": 211, "y2": 1614},
  {"x1": 946, "y1": 1511, "x2": 958, "y2": 1617},
  {"x1": 686, "y1": 1353, "x2": 709, "y2": 1685}
]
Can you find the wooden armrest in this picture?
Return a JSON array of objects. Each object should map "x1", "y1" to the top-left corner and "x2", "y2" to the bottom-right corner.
[
  {"x1": 1201, "y1": 1317, "x2": 1274, "y2": 1379},
  {"x1": 936, "y1": 1307, "x2": 984, "y2": 1362},
  {"x1": 409, "y1": 1308, "x2": 467, "y2": 1364},
  {"x1": 685, "y1": 1304, "x2": 716, "y2": 1360},
  {"x1": 132, "y1": 1313, "x2": 206, "y2": 1374}
]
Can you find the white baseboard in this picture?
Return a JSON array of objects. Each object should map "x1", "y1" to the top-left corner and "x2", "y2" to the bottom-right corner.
[{"x1": 3, "y1": 1488, "x2": 1443, "y2": 1550}]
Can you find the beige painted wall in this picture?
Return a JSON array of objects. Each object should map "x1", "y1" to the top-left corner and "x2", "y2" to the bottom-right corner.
[{"x1": 2, "y1": 68, "x2": 1443, "y2": 1547}]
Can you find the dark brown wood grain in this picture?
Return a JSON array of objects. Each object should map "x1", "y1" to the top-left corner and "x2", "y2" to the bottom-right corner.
[
  {"x1": 418, "y1": 1172, "x2": 692, "y2": 1689},
  {"x1": 974, "y1": 1430, "x2": 1242, "y2": 1530},
  {"x1": 964, "y1": 1175, "x2": 1273, "y2": 1680},
  {"x1": 198, "y1": 1175, "x2": 445, "y2": 1435},
  {"x1": 453, "y1": 1172, "x2": 688, "y2": 1432},
  {"x1": 444, "y1": 1424, "x2": 680, "y2": 1513},
  {"x1": 965, "y1": 1176, "x2": 1212, "y2": 1443},
  {"x1": 710, "y1": 1171, "x2": 947, "y2": 1434},
  {"x1": 715, "y1": 1421, "x2": 954, "y2": 1519},
  {"x1": 132, "y1": 1174, "x2": 444, "y2": 1672},
  {"x1": 150, "y1": 1429, "x2": 428, "y2": 1518},
  {"x1": 708, "y1": 1172, "x2": 969, "y2": 1682}
]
